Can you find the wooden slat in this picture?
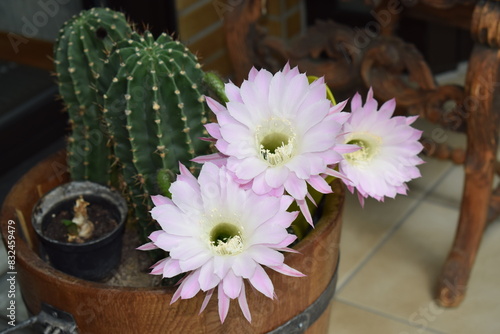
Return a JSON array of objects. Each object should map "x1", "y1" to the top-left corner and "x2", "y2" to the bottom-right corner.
[
  {"x1": 0, "y1": 30, "x2": 54, "y2": 71},
  {"x1": 403, "y1": 2, "x2": 475, "y2": 30}
]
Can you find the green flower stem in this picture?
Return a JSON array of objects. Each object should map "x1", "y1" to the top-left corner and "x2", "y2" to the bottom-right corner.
[
  {"x1": 290, "y1": 175, "x2": 337, "y2": 240},
  {"x1": 204, "y1": 72, "x2": 228, "y2": 103}
]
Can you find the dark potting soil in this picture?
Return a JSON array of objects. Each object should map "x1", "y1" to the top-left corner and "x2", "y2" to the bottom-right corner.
[{"x1": 43, "y1": 202, "x2": 118, "y2": 243}]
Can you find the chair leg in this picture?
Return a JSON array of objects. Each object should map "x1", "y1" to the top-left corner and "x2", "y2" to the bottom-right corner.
[{"x1": 436, "y1": 42, "x2": 500, "y2": 306}]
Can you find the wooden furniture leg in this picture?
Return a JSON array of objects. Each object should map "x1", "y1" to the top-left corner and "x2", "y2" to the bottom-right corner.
[
  {"x1": 224, "y1": 0, "x2": 499, "y2": 307},
  {"x1": 436, "y1": 0, "x2": 500, "y2": 307},
  {"x1": 223, "y1": 0, "x2": 263, "y2": 85}
]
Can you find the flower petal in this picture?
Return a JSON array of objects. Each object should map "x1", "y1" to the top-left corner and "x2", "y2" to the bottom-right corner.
[
  {"x1": 136, "y1": 242, "x2": 158, "y2": 251},
  {"x1": 150, "y1": 205, "x2": 197, "y2": 236},
  {"x1": 248, "y1": 245, "x2": 285, "y2": 267},
  {"x1": 222, "y1": 269, "x2": 243, "y2": 299},
  {"x1": 179, "y1": 270, "x2": 201, "y2": 299},
  {"x1": 232, "y1": 254, "x2": 257, "y2": 278},
  {"x1": 178, "y1": 251, "x2": 211, "y2": 272},
  {"x1": 238, "y1": 283, "x2": 252, "y2": 322},
  {"x1": 163, "y1": 258, "x2": 183, "y2": 278},
  {"x1": 151, "y1": 195, "x2": 172, "y2": 206},
  {"x1": 199, "y1": 259, "x2": 220, "y2": 291},
  {"x1": 213, "y1": 254, "x2": 233, "y2": 279},
  {"x1": 248, "y1": 265, "x2": 274, "y2": 299},
  {"x1": 192, "y1": 152, "x2": 228, "y2": 167},
  {"x1": 228, "y1": 156, "x2": 268, "y2": 181},
  {"x1": 284, "y1": 174, "x2": 307, "y2": 200},
  {"x1": 270, "y1": 263, "x2": 306, "y2": 277},
  {"x1": 307, "y1": 175, "x2": 333, "y2": 194},
  {"x1": 264, "y1": 165, "x2": 289, "y2": 188},
  {"x1": 218, "y1": 286, "x2": 231, "y2": 323},
  {"x1": 206, "y1": 96, "x2": 228, "y2": 115},
  {"x1": 199, "y1": 288, "x2": 215, "y2": 314}
]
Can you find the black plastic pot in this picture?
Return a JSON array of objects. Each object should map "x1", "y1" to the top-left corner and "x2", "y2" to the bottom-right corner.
[{"x1": 32, "y1": 181, "x2": 128, "y2": 281}]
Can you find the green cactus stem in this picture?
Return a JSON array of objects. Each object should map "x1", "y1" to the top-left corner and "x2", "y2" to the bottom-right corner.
[
  {"x1": 54, "y1": 7, "x2": 131, "y2": 185},
  {"x1": 102, "y1": 31, "x2": 211, "y2": 239}
]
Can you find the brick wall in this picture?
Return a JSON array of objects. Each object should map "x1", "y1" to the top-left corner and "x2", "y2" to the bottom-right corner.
[{"x1": 176, "y1": 0, "x2": 306, "y2": 78}]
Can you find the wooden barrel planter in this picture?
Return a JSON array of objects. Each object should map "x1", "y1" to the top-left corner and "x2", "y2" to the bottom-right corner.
[{"x1": 0, "y1": 151, "x2": 344, "y2": 334}]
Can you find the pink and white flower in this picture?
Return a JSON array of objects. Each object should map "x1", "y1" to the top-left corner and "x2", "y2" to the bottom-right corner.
[
  {"x1": 339, "y1": 88, "x2": 424, "y2": 205},
  {"x1": 194, "y1": 64, "x2": 351, "y2": 224},
  {"x1": 138, "y1": 162, "x2": 303, "y2": 323}
]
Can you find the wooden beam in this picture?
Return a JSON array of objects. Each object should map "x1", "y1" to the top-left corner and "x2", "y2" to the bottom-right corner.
[{"x1": 0, "y1": 30, "x2": 54, "y2": 71}]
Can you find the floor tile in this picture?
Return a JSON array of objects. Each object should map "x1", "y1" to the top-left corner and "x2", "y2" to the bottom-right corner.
[
  {"x1": 407, "y1": 155, "x2": 453, "y2": 195},
  {"x1": 338, "y1": 192, "x2": 418, "y2": 287},
  {"x1": 426, "y1": 165, "x2": 464, "y2": 206},
  {"x1": 428, "y1": 221, "x2": 500, "y2": 334},
  {"x1": 329, "y1": 299, "x2": 442, "y2": 334},
  {"x1": 413, "y1": 117, "x2": 467, "y2": 151},
  {"x1": 338, "y1": 200, "x2": 458, "y2": 303},
  {"x1": 409, "y1": 115, "x2": 466, "y2": 195},
  {"x1": 408, "y1": 118, "x2": 460, "y2": 194},
  {"x1": 428, "y1": 159, "x2": 500, "y2": 209},
  {"x1": 337, "y1": 200, "x2": 500, "y2": 334}
]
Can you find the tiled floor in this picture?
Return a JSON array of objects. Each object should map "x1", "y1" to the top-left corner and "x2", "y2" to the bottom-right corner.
[
  {"x1": 2, "y1": 64, "x2": 499, "y2": 333},
  {"x1": 328, "y1": 63, "x2": 500, "y2": 334},
  {"x1": 330, "y1": 156, "x2": 500, "y2": 334}
]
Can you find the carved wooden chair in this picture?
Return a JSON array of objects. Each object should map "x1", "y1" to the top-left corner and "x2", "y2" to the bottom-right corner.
[{"x1": 223, "y1": 0, "x2": 500, "y2": 307}]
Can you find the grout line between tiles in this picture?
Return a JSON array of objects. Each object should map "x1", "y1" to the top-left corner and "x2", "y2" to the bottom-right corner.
[
  {"x1": 420, "y1": 196, "x2": 460, "y2": 212},
  {"x1": 332, "y1": 297, "x2": 448, "y2": 334},
  {"x1": 336, "y1": 162, "x2": 457, "y2": 294}
]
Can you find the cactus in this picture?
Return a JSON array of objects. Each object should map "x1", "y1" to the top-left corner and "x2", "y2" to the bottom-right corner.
[
  {"x1": 55, "y1": 9, "x2": 213, "y2": 241},
  {"x1": 101, "y1": 31, "x2": 211, "y2": 240},
  {"x1": 54, "y1": 7, "x2": 131, "y2": 185}
]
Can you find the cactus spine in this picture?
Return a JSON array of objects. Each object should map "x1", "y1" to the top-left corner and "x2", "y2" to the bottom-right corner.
[
  {"x1": 54, "y1": 7, "x2": 131, "y2": 185},
  {"x1": 55, "y1": 9, "x2": 213, "y2": 241},
  {"x1": 102, "y1": 31, "x2": 211, "y2": 239}
]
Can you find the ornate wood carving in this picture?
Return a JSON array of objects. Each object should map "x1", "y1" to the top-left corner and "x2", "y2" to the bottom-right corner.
[
  {"x1": 360, "y1": 36, "x2": 467, "y2": 132},
  {"x1": 224, "y1": 0, "x2": 499, "y2": 307},
  {"x1": 224, "y1": 0, "x2": 469, "y2": 137},
  {"x1": 436, "y1": 0, "x2": 500, "y2": 307}
]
